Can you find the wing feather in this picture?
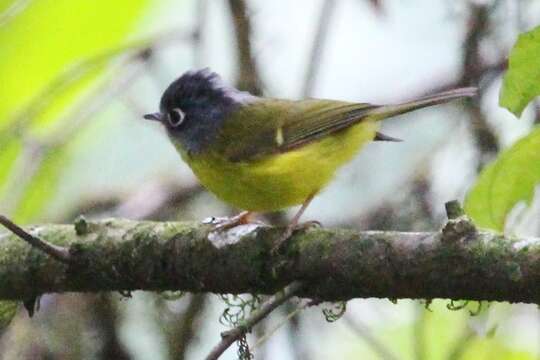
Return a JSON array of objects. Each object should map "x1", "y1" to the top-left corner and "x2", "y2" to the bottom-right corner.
[{"x1": 218, "y1": 98, "x2": 378, "y2": 162}]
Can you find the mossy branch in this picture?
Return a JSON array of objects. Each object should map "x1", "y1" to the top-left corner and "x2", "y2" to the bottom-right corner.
[{"x1": 0, "y1": 217, "x2": 539, "y2": 303}]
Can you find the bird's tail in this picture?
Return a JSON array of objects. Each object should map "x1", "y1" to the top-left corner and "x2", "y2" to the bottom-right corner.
[{"x1": 368, "y1": 87, "x2": 477, "y2": 120}]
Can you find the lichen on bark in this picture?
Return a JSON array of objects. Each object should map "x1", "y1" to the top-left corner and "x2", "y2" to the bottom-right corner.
[{"x1": 0, "y1": 219, "x2": 539, "y2": 304}]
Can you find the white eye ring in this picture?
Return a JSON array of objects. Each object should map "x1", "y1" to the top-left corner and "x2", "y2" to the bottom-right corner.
[{"x1": 168, "y1": 108, "x2": 185, "y2": 127}]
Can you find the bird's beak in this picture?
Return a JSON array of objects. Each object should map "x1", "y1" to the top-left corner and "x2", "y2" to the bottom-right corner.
[{"x1": 143, "y1": 112, "x2": 162, "y2": 122}]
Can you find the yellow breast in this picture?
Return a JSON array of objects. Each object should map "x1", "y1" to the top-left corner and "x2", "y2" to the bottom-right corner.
[{"x1": 181, "y1": 120, "x2": 379, "y2": 212}]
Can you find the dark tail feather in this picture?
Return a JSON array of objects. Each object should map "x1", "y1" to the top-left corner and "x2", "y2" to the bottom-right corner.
[
  {"x1": 368, "y1": 87, "x2": 477, "y2": 120},
  {"x1": 374, "y1": 132, "x2": 403, "y2": 142}
]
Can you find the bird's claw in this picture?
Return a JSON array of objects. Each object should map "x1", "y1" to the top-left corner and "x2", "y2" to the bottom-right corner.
[
  {"x1": 271, "y1": 220, "x2": 323, "y2": 254},
  {"x1": 204, "y1": 211, "x2": 254, "y2": 232}
]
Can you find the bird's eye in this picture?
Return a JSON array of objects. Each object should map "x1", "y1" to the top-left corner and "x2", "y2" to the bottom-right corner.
[{"x1": 168, "y1": 108, "x2": 185, "y2": 127}]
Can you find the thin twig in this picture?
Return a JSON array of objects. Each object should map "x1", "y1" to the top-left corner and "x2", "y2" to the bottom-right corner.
[
  {"x1": 253, "y1": 300, "x2": 309, "y2": 350},
  {"x1": 343, "y1": 315, "x2": 399, "y2": 360},
  {"x1": 0, "y1": 215, "x2": 71, "y2": 263},
  {"x1": 285, "y1": 301, "x2": 310, "y2": 360},
  {"x1": 227, "y1": 0, "x2": 263, "y2": 95},
  {"x1": 192, "y1": 0, "x2": 208, "y2": 68},
  {"x1": 66, "y1": 182, "x2": 204, "y2": 221},
  {"x1": 168, "y1": 294, "x2": 208, "y2": 360},
  {"x1": 461, "y1": 2, "x2": 499, "y2": 162},
  {"x1": 252, "y1": 307, "x2": 268, "y2": 360},
  {"x1": 302, "y1": 0, "x2": 337, "y2": 97},
  {"x1": 205, "y1": 281, "x2": 304, "y2": 360}
]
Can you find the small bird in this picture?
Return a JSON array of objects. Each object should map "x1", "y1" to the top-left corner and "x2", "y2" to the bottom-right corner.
[{"x1": 144, "y1": 68, "x2": 476, "y2": 248}]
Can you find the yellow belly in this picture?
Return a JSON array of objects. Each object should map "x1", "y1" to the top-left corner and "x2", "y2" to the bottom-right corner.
[{"x1": 182, "y1": 120, "x2": 379, "y2": 211}]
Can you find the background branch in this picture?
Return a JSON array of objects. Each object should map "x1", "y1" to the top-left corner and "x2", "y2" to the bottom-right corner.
[
  {"x1": 302, "y1": 0, "x2": 337, "y2": 97},
  {"x1": 227, "y1": 0, "x2": 263, "y2": 95},
  {"x1": 343, "y1": 314, "x2": 399, "y2": 360}
]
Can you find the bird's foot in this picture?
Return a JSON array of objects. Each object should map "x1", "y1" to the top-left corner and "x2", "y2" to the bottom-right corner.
[
  {"x1": 271, "y1": 220, "x2": 322, "y2": 254},
  {"x1": 203, "y1": 211, "x2": 254, "y2": 232}
]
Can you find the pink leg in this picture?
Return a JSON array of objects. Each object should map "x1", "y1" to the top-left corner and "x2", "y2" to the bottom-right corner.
[{"x1": 272, "y1": 193, "x2": 317, "y2": 252}]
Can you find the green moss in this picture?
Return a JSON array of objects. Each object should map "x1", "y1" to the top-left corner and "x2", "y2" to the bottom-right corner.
[
  {"x1": 294, "y1": 228, "x2": 335, "y2": 255},
  {"x1": 74, "y1": 216, "x2": 89, "y2": 235},
  {"x1": 357, "y1": 235, "x2": 377, "y2": 251},
  {"x1": 508, "y1": 263, "x2": 522, "y2": 282}
]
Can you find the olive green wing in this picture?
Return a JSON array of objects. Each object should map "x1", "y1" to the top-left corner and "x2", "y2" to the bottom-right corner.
[
  {"x1": 215, "y1": 87, "x2": 478, "y2": 161},
  {"x1": 217, "y1": 98, "x2": 378, "y2": 162}
]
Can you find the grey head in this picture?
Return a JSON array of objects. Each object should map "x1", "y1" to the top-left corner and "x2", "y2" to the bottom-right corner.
[{"x1": 144, "y1": 68, "x2": 258, "y2": 154}]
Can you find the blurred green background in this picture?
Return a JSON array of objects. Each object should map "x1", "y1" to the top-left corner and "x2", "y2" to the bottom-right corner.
[{"x1": 0, "y1": 0, "x2": 539, "y2": 359}]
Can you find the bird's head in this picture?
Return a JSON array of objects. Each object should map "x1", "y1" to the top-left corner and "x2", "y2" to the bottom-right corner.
[{"x1": 144, "y1": 68, "x2": 257, "y2": 154}]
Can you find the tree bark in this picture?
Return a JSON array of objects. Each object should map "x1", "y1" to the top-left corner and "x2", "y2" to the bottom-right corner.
[{"x1": 0, "y1": 218, "x2": 538, "y2": 303}]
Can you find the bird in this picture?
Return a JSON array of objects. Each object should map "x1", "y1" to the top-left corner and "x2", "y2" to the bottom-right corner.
[{"x1": 144, "y1": 68, "x2": 476, "y2": 249}]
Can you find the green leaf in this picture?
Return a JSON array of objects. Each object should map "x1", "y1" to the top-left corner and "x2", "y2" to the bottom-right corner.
[
  {"x1": 465, "y1": 127, "x2": 540, "y2": 231},
  {"x1": 500, "y1": 25, "x2": 540, "y2": 117},
  {"x1": 462, "y1": 341, "x2": 535, "y2": 360},
  {"x1": 0, "y1": 0, "x2": 151, "y2": 129},
  {"x1": 0, "y1": 0, "x2": 151, "y2": 221},
  {"x1": 341, "y1": 301, "x2": 536, "y2": 360},
  {"x1": 0, "y1": 301, "x2": 18, "y2": 331}
]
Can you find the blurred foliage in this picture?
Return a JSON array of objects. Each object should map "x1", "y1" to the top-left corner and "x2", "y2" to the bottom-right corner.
[
  {"x1": 461, "y1": 342, "x2": 535, "y2": 360},
  {"x1": 0, "y1": 137, "x2": 20, "y2": 195},
  {"x1": 0, "y1": 0, "x2": 149, "y2": 129},
  {"x1": 0, "y1": 301, "x2": 17, "y2": 331},
  {"x1": 0, "y1": 0, "x2": 151, "y2": 222},
  {"x1": 465, "y1": 26, "x2": 540, "y2": 231},
  {"x1": 12, "y1": 145, "x2": 72, "y2": 221},
  {"x1": 343, "y1": 301, "x2": 536, "y2": 360},
  {"x1": 465, "y1": 126, "x2": 540, "y2": 231},
  {"x1": 499, "y1": 25, "x2": 540, "y2": 118}
]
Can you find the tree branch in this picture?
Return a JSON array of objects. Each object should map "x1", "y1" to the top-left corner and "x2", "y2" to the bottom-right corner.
[{"x1": 0, "y1": 217, "x2": 539, "y2": 303}]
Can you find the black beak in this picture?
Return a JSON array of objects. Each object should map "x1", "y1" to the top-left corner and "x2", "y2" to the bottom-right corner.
[{"x1": 143, "y1": 112, "x2": 162, "y2": 121}]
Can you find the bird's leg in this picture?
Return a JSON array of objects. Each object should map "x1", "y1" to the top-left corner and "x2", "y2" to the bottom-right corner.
[
  {"x1": 207, "y1": 211, "x2": 254, "y2": 231},
  {"x1": 272, "y1": 193, "x2": 318, "y2": 253}
]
